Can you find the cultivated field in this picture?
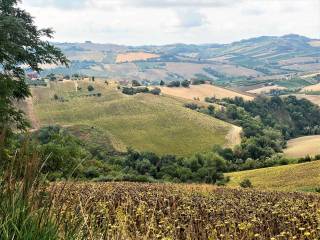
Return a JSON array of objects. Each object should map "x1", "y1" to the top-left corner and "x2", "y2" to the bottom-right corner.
[
  {"x1": 52, "y1": 182, "x2": 320, "y2": 239},
  {"x1": 30, "y1": 80, "x2": 239, "y2": 156},
  {"x1": 160, "y1": 84, "x2": 254, "y2": 102},
  {"x1": 116, "y1": 52, "x2": 159, "y2": 63},
  {"x1": 227, "y1": 160, "x2": 320, "y2": 192},
  {"x1": 301, "y1": 83, "x2": 320, "y2": 92},
  {"x1": 284, "y1": 135, "x2": 320, "y2": 158},
  {"x1": 247, "y1": 85, "x2": 286, "y2": 94}
]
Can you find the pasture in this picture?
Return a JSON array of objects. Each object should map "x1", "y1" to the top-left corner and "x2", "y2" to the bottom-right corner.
[
  {"x1": 227, "y1": 160, "x2": 320, "y2": 192},
  {"x1": 30, "y1": 80, "x2": 239, "y2": 156},
  {"x1": 160, "y1": 84, "x2": 254, "y2": 102}
]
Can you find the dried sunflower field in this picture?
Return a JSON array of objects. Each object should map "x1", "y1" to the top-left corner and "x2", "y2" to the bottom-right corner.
[{"x1": 52, "y1": 182, "x2": 320, "y2": 240}]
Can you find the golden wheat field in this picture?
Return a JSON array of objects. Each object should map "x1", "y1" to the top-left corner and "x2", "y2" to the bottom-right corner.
[
  {"x1": 160, "y1": 84, "x2": 254, "y2": 102},
  {"x1": 52, "y1": 182, "x2": 320, "y2": 240},
  {"x1": 116, "y1": 52, "x2": 159, "y2": 63},
  {"x1": 284, "y1": 135, "x2": 320, "y2": 158}
]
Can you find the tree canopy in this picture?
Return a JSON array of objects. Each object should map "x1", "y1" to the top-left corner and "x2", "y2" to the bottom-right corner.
[{"x1": 0, "y1": 0, "x2": 68, "y2": 133}]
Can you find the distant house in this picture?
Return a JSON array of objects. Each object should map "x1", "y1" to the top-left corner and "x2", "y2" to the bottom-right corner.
[{"x1": 26, "y1": 72, "x2": 39, "y2": 80}]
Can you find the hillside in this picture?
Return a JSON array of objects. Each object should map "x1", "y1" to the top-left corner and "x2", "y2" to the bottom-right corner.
[
  {"x1": 227, "y1": 161, "x2": 320, "y2": 192},
  {"x1": 284, "y1": 135, "x2": 320, "y2": 158},
  {"x1": 39, "y1": 34, "x2": 320, "y2": 90},
  {"x1": 30, "y1": 80, "x2": 240, "y2": 156},
  {"x1": 160, "y1": 84, "x2": 254, "y2": 101}
]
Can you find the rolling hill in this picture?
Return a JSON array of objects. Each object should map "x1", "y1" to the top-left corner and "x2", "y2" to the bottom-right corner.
[
  {"x1": 30, "y1": 79, "x2": 241, "y2": 156},
  {"x1": 227, "y1": 160, "x2": 320, "y2": 192},
  {"x1": 160, "y1": 84, "x2": 254, "y2": 101},
  {"x1": 40, "y1": 34, "x2": 320, "y2": 89}
]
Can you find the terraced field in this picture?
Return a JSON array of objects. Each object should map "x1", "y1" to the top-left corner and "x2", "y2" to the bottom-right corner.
[
  {"x1": 30, "y1": 80, "x2": 239, "y2": 156},
  {"x1": 227, "y1": 160, "x2": 320, "y2": 192}
]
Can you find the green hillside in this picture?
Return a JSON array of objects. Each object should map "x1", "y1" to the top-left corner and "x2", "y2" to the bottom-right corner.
[
  {"x1": 227, "y1": 160, "x2": 320, "y2": 192},
  {"x1": 31, "y1": 80, "x2": 237, "y2": 156}
]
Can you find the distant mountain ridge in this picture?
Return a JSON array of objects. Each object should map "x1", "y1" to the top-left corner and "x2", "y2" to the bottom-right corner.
[{"x1": 42, "y1": 34, "x2": 320, "y2": 88}]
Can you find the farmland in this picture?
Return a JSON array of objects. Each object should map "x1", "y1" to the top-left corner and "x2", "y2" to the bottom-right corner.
[
  {"x1": 301, "y1": 83, "x2": 320, "y2": 92},
  {"x1": 52, "y1": 182, "x2": 320, "y2": 239},
  {"x1": 284, "y1": 135, "x2": 320, "y2": 158},
  {"x1": 160, "y1": 84, "x2": 254, "y2": 102},
  {"x1": 247, "y1": 85, "x2": 286, "y2": 94},
  {"x1": 30, "y1": 80, "x2": 239, "y2": 156},
  {"x1": 227, "y1": 160, "x2": 320, "y2": 192},
  {"x1": 116, "y1": 52, "x2": 159, "y2": 63}
]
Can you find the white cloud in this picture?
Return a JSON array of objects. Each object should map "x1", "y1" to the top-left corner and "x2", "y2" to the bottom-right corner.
[
  {"x1": 21, "y1": 0, "x2": 320, "y2": 45},
  {"x1": 175, "y1": 9, "x2": 207, "y2": 28}
]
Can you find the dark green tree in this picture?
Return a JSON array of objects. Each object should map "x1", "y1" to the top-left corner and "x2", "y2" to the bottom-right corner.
[
  {"x1": 181, "y1": 80, "x2": 190, "y2": 88},
  {"x1": 0, "y1": 0, "x2": 68, "y2": 134},
  {"x1": 88, "y1": 85, "x2": 95, "y2": 92}
]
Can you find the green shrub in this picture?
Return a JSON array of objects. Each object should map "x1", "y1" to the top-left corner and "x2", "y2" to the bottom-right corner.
[
  {"x1": 167, "y1": 81, "x2": 180, "y2": 87},
  {"x1": 184, "y1": 103, "x2": 199, "y2": 110},
  {"x1": 181, "y1": 80, "x2": 191, "y2": 88},
  {"x1": 150, "y1": 87, "x2": 161, "y2": 95},
  {"x1": 88, "y1": 85, "x2": 94, "y2": 91},
  {"x1": 239, "y1": 179, "x2": 253, "y2": 188}
]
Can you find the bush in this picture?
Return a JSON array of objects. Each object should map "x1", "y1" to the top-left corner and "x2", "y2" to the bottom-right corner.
[
  {"x1": 122, "y1": 87, "x2": 149, "y2": 95},
  {"x1": 181, "y1": 80, "x2": 191, "y2": 88},
  {"x1": 150, "y1": 87, "x2": 161, "y2": 95},
  {"x1": 192, "y1": 79, "x2": 205, "y2": 85},
  {"x1": 167, "y1": 81, "x2": 180, "y2": 87},
  {"x1": 239, "y1": 179, "x2": 253, "y2": 188},
  {"x1": 88, "y1": 85, "x2": 94, "y2": 92},
  {"x1": 132, "y1": 80, "x2": 141, "y2": 87},
  {"x1": 184, "y1": 103, "x2": 199, "y2": 110}
]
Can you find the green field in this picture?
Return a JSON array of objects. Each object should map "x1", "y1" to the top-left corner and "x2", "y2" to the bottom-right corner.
[
  {"x1": 227, "y1": 160, "x2": 320, "y2": 192},
  {"x1": 31, "y1": 80, "x2": 237, "y2": 156}
]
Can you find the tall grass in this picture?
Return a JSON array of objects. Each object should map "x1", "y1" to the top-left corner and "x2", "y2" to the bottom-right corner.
[{"x1": 0, "y1": 131, "x2": 77, "y2": 240}]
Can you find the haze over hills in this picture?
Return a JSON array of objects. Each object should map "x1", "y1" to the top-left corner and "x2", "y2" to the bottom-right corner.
[{"x1": 42, "y1": 34, "x2": 320, "y2": 88}]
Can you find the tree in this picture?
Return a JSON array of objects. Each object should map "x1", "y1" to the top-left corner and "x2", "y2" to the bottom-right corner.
[
  {"x1": 167, "y1": 81, "x2": 180, "y2": 87},
  {"x1": 160, "y1": 80, "x2": 165, "y2": 86},
  {"x1": 132, "y1": 80, "x2": 141, "y2": 87},
  {"x1": 181, "y1": 80, "x2": 190, "y2": 88},
  {"x1": 150, "y1": 87, "x2": 161, "y2": 95},
  {"x1": 0, "y1": 0, "x2": 68, "y2": 134},
  {"x1": 88, "y1": 85, "x2": 94, "y2": 92}
]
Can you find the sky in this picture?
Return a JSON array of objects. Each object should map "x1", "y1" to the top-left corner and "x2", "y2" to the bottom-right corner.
[{"x1": 20, "y1": 0, "x2": 320, "y2": 45}]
